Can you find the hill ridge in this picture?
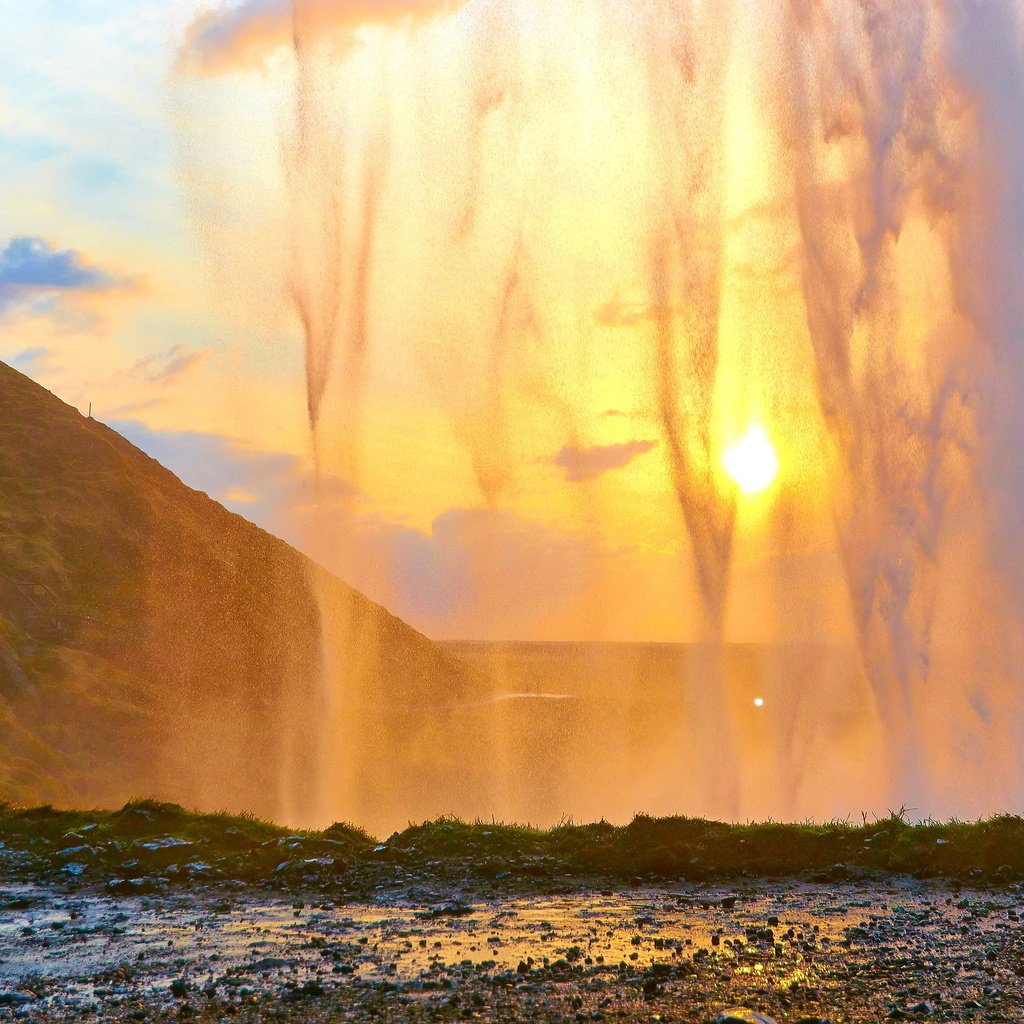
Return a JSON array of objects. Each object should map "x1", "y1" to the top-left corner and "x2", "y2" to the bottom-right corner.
[{"x1": 0, "y1": 360, "x2": 486, "y2": 830}]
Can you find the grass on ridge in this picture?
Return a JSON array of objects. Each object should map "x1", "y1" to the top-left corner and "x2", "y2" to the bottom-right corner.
[{"x1": 2, "y1": 800, "x2": 1024, "y2": 889}]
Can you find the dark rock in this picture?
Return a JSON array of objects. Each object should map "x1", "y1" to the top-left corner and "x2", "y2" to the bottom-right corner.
[
  {"x1": 251, "y1": 957, "x2": 288, "y2": 972},
  {"x1": 283, "y1": 980, "x2": 325, "y2": 1001},
  {"x1": 0, "y1": 992, "x2": 35, "y2": 1007},
  {"x1": 641, "y1": 977, "x2": 661, "y2": 999},
  {"x1": 416, "y1": 902, "x2": 474, "y2": 919}
]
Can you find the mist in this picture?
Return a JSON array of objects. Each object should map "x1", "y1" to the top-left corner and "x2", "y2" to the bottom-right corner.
[{"x1": 174, "y1": 0, "x2": 1024, "y2": 832}]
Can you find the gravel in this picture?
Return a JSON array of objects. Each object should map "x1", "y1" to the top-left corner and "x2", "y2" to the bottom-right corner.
[{"x1": 0, "y1": 877, "x2": 1021, "y2": 1022}]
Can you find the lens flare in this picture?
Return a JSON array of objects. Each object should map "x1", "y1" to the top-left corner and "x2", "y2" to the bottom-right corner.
[{"x1": 723, "y1": 426, "x2": 778, "y2": 495}]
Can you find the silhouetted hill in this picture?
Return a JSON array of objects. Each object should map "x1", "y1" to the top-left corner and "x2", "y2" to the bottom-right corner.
[{"x1": 0, "y1": 360, "x2": 486, "y2": 827}]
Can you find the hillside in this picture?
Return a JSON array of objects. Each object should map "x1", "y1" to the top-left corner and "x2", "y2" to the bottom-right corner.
[{"x1": 0, "y1": 360, "x2": 487, "y2": 829}]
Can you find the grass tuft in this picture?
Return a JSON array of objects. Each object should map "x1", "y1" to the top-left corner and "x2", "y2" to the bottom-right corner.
[{"x1": 1, "y1": 802, "x2": 1023, "y2": 891}]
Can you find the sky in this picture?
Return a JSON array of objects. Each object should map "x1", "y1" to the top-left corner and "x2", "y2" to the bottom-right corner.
[{"x1": 1, "y1": 0, "x2": 1015, "y2": 648}]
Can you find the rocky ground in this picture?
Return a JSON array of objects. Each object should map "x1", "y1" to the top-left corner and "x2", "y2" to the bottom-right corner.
[
  {"x1": 1, "y1": 876, "x2": 1023, "y2": 1023},
  {"x1": 1, "y1": 803, "x2": 1024, "y2": 1021}
]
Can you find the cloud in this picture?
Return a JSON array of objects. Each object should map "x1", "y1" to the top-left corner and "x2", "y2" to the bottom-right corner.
[
  {"x1": 0, "y1": 237, "x2": 113, "y2": 290},
  {"x1": 177, "y1": 0, "x2": 458, "y2": 77},
  {"x1": 107, "y1": 398, "x2": 165, "y2": 417},
  {"x1": 109, "y1": 419, "x2": 356, "y2": 524},
  {"x1": 595, "y1": 297, "x2": 653, "y2": 328},
  {"x1": 106, "y1": 418, "x2": 596, "y2": 640},
  {"x1": 0, "y1": 236, "x2": 124, "y2": 314},
  {"x1": 725, "y1": 197, "x2": 792, "y2": 230},
  {"x1": 730, "y1": 246, "x2": 800, "y2": 285},
  {"x1": 549, "y1": 440, "x2": 658, "y2": 483},
  {"x1": 351, "y1": 507, "x2": 604, "y2": 640},
  {"x1": 595, "y1": 297, "x2": 681, "y2": 329},
  {"x1": 112, "y1": 419, "x2": 297, "y2": 502},
  {"x1": 222, "y1": 488, "x2": 258, "y2": 503},
  {"x1": 7, "y1": 347, "x2": 53, "y2": 375},
  {"x1": 130, "y1": 345, "x2": 211, "y2": 386}
]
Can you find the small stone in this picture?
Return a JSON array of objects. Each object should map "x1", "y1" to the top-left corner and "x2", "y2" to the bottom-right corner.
[
  {"x1": 138, "y1": 837, "x2": 193, "y2": 852},
  {"x1": 714, "y1": 1011, "x2": 778, "y2": 1024}
]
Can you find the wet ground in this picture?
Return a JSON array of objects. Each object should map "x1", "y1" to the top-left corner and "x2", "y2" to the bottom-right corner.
[{"x1": 0, "y1": 879, "x2": 1023, "y2": 1022}]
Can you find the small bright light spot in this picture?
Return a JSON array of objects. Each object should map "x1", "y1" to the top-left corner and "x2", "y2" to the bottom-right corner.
[
  {"x1": 753, "y1": 697, "x2": 765, "y2": 708},
  {"x1": 723, "y1": 425, "x2": 779, "y2": 495}
]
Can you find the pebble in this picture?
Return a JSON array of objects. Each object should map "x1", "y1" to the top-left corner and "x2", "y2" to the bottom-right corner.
[
  {"x1": 0, "y1": 878, "x2": 1017, "y2": 1022},
  {"x1": 714, "y1": 1010, "x2": 778, "y2": 1024}
]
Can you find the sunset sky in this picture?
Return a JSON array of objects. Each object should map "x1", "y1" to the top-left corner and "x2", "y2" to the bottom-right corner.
[{"x1": 0, "y1": 1, "x2": 991, "y2": 644}]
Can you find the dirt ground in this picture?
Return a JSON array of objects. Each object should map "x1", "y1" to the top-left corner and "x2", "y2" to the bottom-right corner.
[{"x1": 0, "y1": 877, "x2": 1022, "y2": 1022}]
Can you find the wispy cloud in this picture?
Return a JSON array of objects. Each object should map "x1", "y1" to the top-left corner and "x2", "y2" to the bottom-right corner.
[
  {"x1": 549, "y1": 440, "x2": 658, "y2": 482},
  {"x1": 130, "y1": 345, "x2": 211, "y2": 386},
  {"x1": 177, "y1": 0, "x2": 458, "y2": 77},
  {"x1": 107, "y1": 397, "x2": 166, "y2": 417}
]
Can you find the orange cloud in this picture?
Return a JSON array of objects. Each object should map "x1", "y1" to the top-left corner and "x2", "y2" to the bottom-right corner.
[
  {"x1": 176, "y1": 0, "x2": 459, "y2": 77},
  {"x1": 548, "y1": 440, "x2": 658, "y2": 483}
]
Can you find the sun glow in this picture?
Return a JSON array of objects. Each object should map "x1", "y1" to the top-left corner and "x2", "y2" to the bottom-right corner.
[{"x1": 723, "y1": 425, "x2": 779, "y2": 495}]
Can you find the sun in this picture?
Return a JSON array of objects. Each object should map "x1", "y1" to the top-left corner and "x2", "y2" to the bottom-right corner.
[{"x1": 723, "y1": 425, "x2": 779, "y2": 495}]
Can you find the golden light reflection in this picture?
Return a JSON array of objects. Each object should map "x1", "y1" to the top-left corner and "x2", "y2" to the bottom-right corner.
[{"x1": 723, "y1": 425, "x2": 779, "y2": 495}]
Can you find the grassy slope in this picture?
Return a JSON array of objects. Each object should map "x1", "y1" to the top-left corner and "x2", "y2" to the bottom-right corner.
[
  {"x1": 2, "y1": 801, "x2": 1023, "y2": 889},
  {"x1": 0, "y1": 361, "x2": 485, "y2": 823}
]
